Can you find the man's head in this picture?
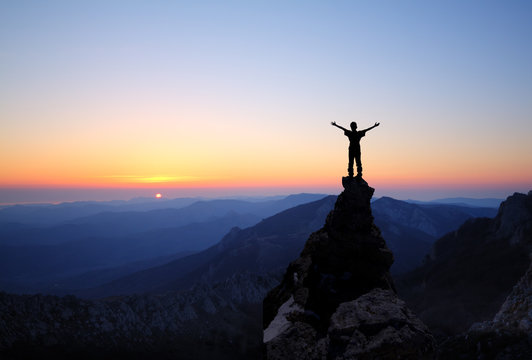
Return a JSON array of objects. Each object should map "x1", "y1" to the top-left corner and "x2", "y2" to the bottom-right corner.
[{"x1": 350, "y1": 122, "x2": 357, "y2": 131}]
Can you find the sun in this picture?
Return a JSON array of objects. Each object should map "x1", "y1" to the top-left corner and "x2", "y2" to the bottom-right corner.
[{"x1": 155, "y1": 193, "x2": 162, "y2": 199}]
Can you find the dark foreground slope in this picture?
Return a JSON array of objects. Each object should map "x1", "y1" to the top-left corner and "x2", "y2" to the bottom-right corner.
[
  {"x1": 0, "y1": 273, "x2": 277, "y2": 360},
  {"x1": 263, "y1": 177, "x2": 435, "y2": 359}
]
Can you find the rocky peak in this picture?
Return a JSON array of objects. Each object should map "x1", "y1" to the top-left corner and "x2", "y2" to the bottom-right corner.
[
  {"x1": 492, "y1": 191, "x2": 532, "y2": 245},
  {"x1": 263, "y1": 177, "x2": 435, "y2": 359}
]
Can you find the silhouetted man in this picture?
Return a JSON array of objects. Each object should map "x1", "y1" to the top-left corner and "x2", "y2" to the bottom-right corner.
[{"x1": 331, "y1": 121, "x2": 380, "y2": 177}]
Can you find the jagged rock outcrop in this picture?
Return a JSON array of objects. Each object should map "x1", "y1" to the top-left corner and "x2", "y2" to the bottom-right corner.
[{"x1": 263, "y1": 177, "x2": 435, "y2": 359}]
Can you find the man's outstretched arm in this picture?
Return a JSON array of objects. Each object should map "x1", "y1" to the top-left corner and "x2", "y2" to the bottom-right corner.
[
  {"x1": 331, "y1": 121, "x2": 348, "y2": 132},
  {"x1": 362, "y1": 122, "x2": 380, "y2": 132}
]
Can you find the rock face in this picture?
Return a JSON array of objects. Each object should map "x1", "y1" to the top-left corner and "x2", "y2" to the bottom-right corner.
[
  {"x1": 397, "y1": 191, "x2": 532, "y2": 338},
  {"x1": 400, "y1": 190, "x2": 532, "y2": 359},
  {"x1": 492, "y1": 262, "x2": 532, "y2": 331},
  {"x1": 439, "y1": 262, "x2": 532, "y2": 359},
  {"x1": 263, "y1": 177, "x2": 435, "y2": 359}
]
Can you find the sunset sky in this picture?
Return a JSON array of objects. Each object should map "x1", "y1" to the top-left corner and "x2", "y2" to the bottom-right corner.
[{"x1": 1, "y1": 1, "x2": 531, "y2": 203}]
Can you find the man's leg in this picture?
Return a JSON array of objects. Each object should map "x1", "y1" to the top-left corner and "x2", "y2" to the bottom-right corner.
[
  {"x1": 355, "y1": 152, "x2": 362, "y2": 176},
  {"x1": 348, "y1": 147, "x2": 354, "y2": 177}
]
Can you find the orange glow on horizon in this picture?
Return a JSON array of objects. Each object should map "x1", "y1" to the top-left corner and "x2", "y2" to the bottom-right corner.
[{"x1": 0, "y1": 172, "x2": 529, "y2": 191}]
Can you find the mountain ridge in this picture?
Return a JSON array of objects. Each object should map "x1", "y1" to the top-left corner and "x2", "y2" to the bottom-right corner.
[
  {"x1": 78, "y1": 195, "x2": 337, "y2": 298},
  {"x1": 398, "y1": 190, "x2": 532, "y2": 339}
]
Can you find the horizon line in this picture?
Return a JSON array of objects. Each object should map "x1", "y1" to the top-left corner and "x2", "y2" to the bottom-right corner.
[{"x1": 1, "y1": 184, "x2": 530, "y2": 206}]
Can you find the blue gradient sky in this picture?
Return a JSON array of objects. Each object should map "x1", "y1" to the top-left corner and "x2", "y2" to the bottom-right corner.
[{"x1": 1, "y1": 1, "x2": 531, "y2": 203}]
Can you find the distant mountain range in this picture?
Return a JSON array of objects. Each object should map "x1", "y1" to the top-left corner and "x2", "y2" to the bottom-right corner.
[
  {"x1": 405, "y1": 197, "x2": 503, "y2": 208},
  {"x1": 76, "y1": 196, "x2": 497, "y2": 299},
  {"x1": 0, "y1": 193, "x2": 498, "y2": 295},
  {"x1": 0, "y1": 194, "x2": 327, "y2": 293},
  {"x1": 0, "y1": 193, "x2": 327, "y2": 227},
  {"x1": 76, "y1": 196, "x2": 337, "y2": 298}
]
